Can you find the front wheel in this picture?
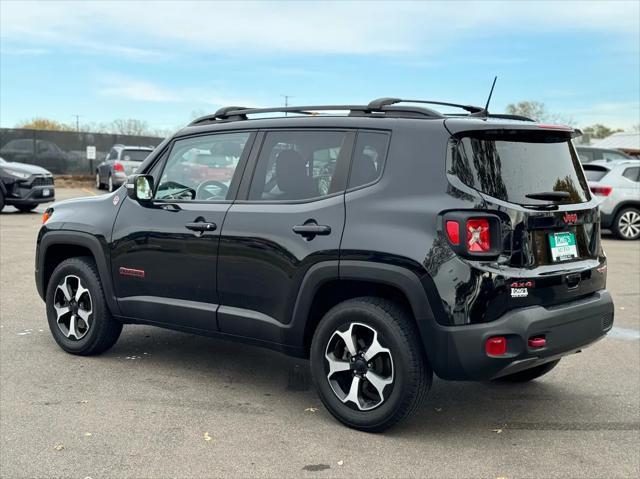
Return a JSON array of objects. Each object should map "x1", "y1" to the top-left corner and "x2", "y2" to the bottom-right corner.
[
  {"x1": 310, "y1": 297, "x2": 431, "y2": 432},
  {"x1": 613, "y1": 207, "x2": 640, "y2": 240},
  {"x1": 95, "y1": 172, "x2": 103, "y2": 190},
  {"x1": 46, "y1": 257, "x2": 122, "y2": 355}
]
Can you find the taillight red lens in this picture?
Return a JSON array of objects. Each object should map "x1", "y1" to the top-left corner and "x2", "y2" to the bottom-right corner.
[
  {"x1": 114, "y1": 162, "x2": 125, "y2": 172},
  {"x1": 485, "y1": 337, "x2": 507, "y2": 356},
  {"x1": 590, "y1": 185, "x2": 612, "y2": 196},
  {"x1": 445, "y1": 221, "x2": 460, "y2": 245},
  {"x1": 466, "y1": 218, "x2": 490, "y2": 252}
]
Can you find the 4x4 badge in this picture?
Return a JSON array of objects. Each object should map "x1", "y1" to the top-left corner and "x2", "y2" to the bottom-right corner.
[{"x1": 510, "y1": 280, "x2": 534, "y2": 298}]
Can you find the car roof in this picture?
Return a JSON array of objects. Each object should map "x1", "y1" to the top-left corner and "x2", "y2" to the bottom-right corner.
[
  {"x1": 113, "y1": 144, "x2": 154, "y2": 150},
  {"x1": 583, "y1": 159, "x2": 639, "y2": 168}
]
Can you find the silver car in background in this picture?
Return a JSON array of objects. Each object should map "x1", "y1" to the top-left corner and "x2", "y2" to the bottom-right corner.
[
  {"x1": 583, "y1": 160, "x2": 640, "y2": 240},
  {"x1": 96, "y1": 144, "x2": 154, "y2": 192}
]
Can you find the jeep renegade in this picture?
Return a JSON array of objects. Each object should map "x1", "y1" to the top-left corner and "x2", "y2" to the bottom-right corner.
[{"x1": 35, "y1": 99, "x2": 614, "y2": 431}]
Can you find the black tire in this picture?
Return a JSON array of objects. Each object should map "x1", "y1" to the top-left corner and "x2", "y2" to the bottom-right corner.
[
  {"x1": 0, "y1": 191, "x2": 5, "y2": 211},
  {"x1": 612, "y1": 207, "x2": 640, "y2": 240},
  {"x1": 494, "y1": 359, "x2": 561, "y2": 383},
  {"x1": 16, "y1": 204, "x2": 37, "y2": 213},
  {"x1": 108, "y1": 174, "x2": 115, "y2": 192},
  {"x1": 310, "y1": 297, "x2": 431, "y2": 432},
  {"x1": 46, "y1": 257, "x2": 122, "y2": 356}
]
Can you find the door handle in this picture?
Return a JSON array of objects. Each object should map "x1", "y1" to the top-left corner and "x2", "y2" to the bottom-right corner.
[
  {"x1": 185, "y1": 222, "x2": 217, "y2": 232},
  {"x1": 293, "y1": 222, "x2": 331, "y2": 239}
]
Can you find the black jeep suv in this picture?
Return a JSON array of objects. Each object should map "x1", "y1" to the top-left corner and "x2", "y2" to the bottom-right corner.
[{"x1": 35, "y1": 99, "x2": 614, "y2": 431}]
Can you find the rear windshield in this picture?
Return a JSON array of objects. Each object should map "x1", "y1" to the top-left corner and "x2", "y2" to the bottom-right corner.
[
  {"x1": 582, "y1": 165, "x2": 610, "y2": 182},
  {"x1": 122, "y1": 149, "x2": 151, "y2": 162},
  {"x1": 448, "y1": 131, "x2": 590, "y2": 205}
]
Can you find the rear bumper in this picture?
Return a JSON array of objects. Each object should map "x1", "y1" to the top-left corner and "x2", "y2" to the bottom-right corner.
[{"x1": 429, "y1": 290, "x2": 614, "y2": 380}]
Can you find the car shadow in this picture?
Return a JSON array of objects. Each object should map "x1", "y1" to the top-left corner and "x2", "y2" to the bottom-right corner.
[{"x1": 100, "y1": 325, "x2": 596, "y2": 435}]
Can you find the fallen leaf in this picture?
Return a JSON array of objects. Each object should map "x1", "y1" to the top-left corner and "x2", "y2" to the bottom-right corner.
[
  {"x1": 78, "y1": 400, "x2": 88, "y2": 404},
  {"x1": 53, "y1": 443, "x2": 65, "y2": 451},
  {"x1": 84, "y1": 432, "x2": 92, "y2": 437},
  {"x1": 204, "y1": 432, "x2": 212, "y2": 442},
  {"x1": 492, "y1": 428, "x2": 503, "y2": 434},
  {"x1": 305, "y1": 407, "x2": 319, "y2": 413},
  {"x1": 337, "y1": 460, "x2": 344, "y2": 466}
]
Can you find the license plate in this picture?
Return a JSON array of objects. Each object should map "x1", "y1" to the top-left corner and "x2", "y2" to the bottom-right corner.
[
  {"x1": 549, "y1": 232, "x2": 578, "y2": 262},
  {"x1": 42, "y1": 189, "x2": 50, "y2": 197}
]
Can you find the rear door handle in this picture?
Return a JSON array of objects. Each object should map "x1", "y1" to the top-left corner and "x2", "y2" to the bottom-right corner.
[
  {"x1": 293, "y1": 223, "x2": 331, "y2": 239},
  {"x1": 185, "y1": 222, "x2": 217, "y2": 232}
]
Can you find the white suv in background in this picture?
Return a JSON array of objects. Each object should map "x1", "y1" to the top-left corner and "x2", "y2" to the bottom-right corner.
[{"x1": 583, "y1": 160, "x2": 640, "y2": 240}]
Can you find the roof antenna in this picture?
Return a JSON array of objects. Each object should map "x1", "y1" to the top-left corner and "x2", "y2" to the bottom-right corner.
[{"x1": 482, "y1": 76, "x2": 497, "y2": 115}]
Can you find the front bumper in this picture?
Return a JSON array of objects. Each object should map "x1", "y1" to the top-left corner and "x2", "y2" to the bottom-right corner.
[
  {"x1": 5, "y1": 184, "x2": 55, "y2": 205},
  {"x1": 429, "y1": 290, "x2": 614, "y2": 380}
]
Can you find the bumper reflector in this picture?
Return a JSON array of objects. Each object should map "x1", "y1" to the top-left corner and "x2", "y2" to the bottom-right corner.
[
  {"x1": 528, "y1": 337, "x2": 546, "y2": 348},
  {"x1": 485, "y1": 336, "x2": 507, "y2": 356}
]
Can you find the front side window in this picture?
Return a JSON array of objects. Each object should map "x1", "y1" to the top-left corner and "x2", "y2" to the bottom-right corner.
[
  {"x1": 248, "y1": 130, "x2": 349, "y2": 201},
  {"x1": 155, "y1": 132, "x2": 251, "y2": 201}
]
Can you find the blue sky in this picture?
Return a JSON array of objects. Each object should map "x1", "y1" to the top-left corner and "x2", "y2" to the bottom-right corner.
[{"x1": 1, "y1": 0, "x2": 639, "y2": 132}]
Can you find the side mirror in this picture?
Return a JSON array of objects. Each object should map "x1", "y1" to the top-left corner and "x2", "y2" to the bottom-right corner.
[{"x1": 126, "y1": 174, "x2": 154, "y2": 201}]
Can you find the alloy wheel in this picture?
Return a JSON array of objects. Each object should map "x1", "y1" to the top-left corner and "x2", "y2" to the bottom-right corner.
[
  {"x1": 619, "y1": 210, "x2": 640, "y2": 239},
  {"x1": 324, "y1": 322, "x2": 394, "y2": 411},
  {"x1": 53, "y1": 275, "x2": 93, "y2": 340}
]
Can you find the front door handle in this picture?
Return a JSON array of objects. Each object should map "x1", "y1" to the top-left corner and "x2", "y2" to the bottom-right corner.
[
  {"x1": 293, "y1": 222, "x2": 331, "y2": 240},
  {"x1": 185, "y1": 222, "x2": 217, "y2": 232}
]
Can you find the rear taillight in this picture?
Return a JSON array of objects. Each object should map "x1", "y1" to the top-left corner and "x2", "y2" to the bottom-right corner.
[
  {"x1": 442, "y1": 212, "x2": 502, "y2": 259},
  {"x1": 590, "y1": 185, "x2": 612, "y2": 196},
  {"x1": 114, "y1": 162, "x2": 125, "y2": 172},
  {"x1": 445, "y1": 221, "x2": 460, "y2": 245},
  {"x1": 466, "y1": 218, "x2": 490, "y2": 252}
]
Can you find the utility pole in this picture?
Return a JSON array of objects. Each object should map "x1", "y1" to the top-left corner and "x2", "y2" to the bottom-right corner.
[
  {"x1": 72, "y1": 114, "x2": 81, "y2": 132},
  {"x1": 281, "y1": 95, "x2": 293, "y2": 116}
]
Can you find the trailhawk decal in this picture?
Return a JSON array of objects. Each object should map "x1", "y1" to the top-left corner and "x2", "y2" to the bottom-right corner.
[
  {"x1": 119, "y1": 267, "x2": 145, "y2": 279},
  {"x1": 510, "y1": 280, "x2": 534, "y2": 298}
]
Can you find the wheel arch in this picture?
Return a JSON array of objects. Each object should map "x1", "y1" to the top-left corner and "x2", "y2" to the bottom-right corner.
[
  {"x1": 612, "y1": 200, "x2": 640, "y2": 219},
  {"x1": 37, "y1": 231, "x2": 121, "y2": 315},
  {"x1": 288, "y1": 260, "x2": 440, "y2": 359}
]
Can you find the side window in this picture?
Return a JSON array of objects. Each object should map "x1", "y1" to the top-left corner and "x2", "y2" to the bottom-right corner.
[
  {"x1": 602, "y1": 150, "x2": 628, "y2": 161},
  {"x1": 155, "y1": 132, "x2": 251, "y2": 201},
  {"x1": 108, "y1": 148, "x2": 118, "y2": 161},
  {"x1": 577, "y1": 149, "x2": 594, "y2": 163},
  {"x1": 248, "y1": 130, "x2": 349, "y2": 201},
  {"x1": 348, "y1": 131, "x2": 390, "y2": 189},
  {"x1": 622, "y1": 167, "x2": 639, "y2": 182}
]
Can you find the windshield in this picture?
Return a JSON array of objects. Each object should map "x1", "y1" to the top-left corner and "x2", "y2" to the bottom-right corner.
[
  {"x1": 122, "y1": 149, "x2": 151, "y2": 162},
  {"x1": 448, "y1": 131, "x2": 590, "y2": 205}
]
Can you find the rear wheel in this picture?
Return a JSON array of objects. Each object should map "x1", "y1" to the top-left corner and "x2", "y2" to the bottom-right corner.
[
  {"x1": 613, "y1": 207, "x2": 640, "y2": 240},
  {"x1": 108, "y1": 175, "x2": 115, "y2": 192},
  {"x1": 95, "y1": 172, "x2": 102, "y2": 190},
  {"x1": 46, "y1": 257, "x2": 122, "y2": 355},
  {"x1": 310, "y1": 297, "x2": 431, "y2": 432},
  {"x1": 495, "y1": 359, "x2": 561, "y2": 383}
]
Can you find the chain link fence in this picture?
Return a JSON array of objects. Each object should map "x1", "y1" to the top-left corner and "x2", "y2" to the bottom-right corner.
[{"x1": 0, "y1": 128, "x2": 164, "y2": 175}]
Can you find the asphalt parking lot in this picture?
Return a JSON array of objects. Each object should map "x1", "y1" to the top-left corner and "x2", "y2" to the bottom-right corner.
[{"x1": 1, "y1": 188, "x2": 639, "y2": 479}]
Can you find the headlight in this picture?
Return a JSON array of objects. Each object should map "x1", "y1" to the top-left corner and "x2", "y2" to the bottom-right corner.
[{"x1": 2, "y1": 168, "x2": 31, "y2": 180}]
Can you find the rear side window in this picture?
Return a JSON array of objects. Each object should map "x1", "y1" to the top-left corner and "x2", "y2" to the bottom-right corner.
[
  {"x1": 582, "y1": 165, "x2": 610, "y2": 182},
  {"x1": 623, "y1": 167, "x2": 639, "y2": 182},
  {"x1": 448, "y1": 130, "x2": 590, "y2": 205},
  {"x1": 348, "y1": 131, "x2": 389, "y2": 189},
  {"x1": 248, "y1": 130, "x2": 349, "y2": 201},
  {"x1": 122, "y1": 149, "x2": 151, "y2": 162},
  {"x1": 576, "y1": 148, "x2": 594, "y2": 163},
  {"x1": 602, "y1": 150, "x2": 629, "y2": 161}
]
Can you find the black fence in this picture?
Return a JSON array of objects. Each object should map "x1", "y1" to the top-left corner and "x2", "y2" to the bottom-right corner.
[{"x1": 0, "y1": 128, "x2": 164, "y2": 175}]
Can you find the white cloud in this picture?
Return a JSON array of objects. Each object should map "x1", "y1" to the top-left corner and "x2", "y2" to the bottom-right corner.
[
  {"x1": 1, "y1": 1, "x2": 638, "y2": 57},
  {"x1": 99, "y1": 75, "x2": 182, "y2": 102}
]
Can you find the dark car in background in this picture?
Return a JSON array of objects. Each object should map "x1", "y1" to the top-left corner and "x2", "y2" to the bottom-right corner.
[
  {"x1": 575, "y1": 145, "x2": 632, "y2": 164},
  {"x1": 96, "y1": 144, "x2": 154, "y2": 192},
  {"x1": 0, "y1": 138, "x2": 70, "y2": 174},
  {"x1": 0, "y1": 156, "x2": 55, "y2": 212}
]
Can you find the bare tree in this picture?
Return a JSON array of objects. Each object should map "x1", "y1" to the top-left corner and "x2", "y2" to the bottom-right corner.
[{"x1": 505, "y1": 101, "x2": 574, "y2": 125}]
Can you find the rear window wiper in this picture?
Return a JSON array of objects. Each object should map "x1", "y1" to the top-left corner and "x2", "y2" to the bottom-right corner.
[{"x1": 525, "y1": 191, "x2": 570, "y2": 202}]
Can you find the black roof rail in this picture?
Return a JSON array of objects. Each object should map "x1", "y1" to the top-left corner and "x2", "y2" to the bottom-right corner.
[{"x1": 367, "y1": 98, "x2": 484, "y2": 114}]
